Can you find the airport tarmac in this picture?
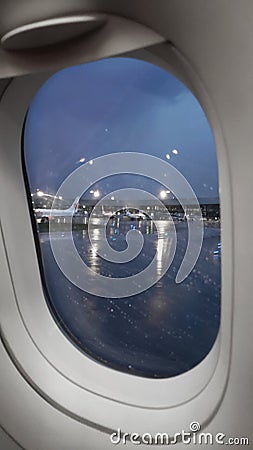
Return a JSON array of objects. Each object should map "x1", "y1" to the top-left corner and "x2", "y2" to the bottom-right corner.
[{"x1": 38, "y1": 219, "x2": 221, "y2": 378}]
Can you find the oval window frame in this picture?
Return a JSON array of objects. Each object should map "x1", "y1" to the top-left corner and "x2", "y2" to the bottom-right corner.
[{"x1": 0, "y1": 46, "x2": 233, "y2": 436}]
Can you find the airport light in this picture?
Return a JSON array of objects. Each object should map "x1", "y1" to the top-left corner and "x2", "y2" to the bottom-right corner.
[
  {"x1": 93, "y1": 190, "x2": 100, "y2": 198},
  {"x1": 79, "y1": 157, "x2": 85, "y2": 163},
  {"x1": 159, "y1": 190, "x2": 167, "y2": 200},
  {"x1": 172, "y1": 148, "x2": 179, "y2": 155},
  {"x1": 165, "y1": 153, "x2": 170, "y2": 160},
  {"x1": 89, "y1": 160, "x2": 94, "y2": 165},
  {"x1": 36, "y1": 190, "x2": 60, "y2": 199}
]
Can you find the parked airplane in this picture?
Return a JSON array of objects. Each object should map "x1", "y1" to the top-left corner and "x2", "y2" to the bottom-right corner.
[
  {"x1": 101, "y1": 205, "x2": 145, "y2": 220},
  {"x1": 101, "y1": 204, "x2": 116, "y2": 218},
  {"x1": 124, "y1": 209, "x2": 147, "y2": 220},
  {"x1": 35, "y1": 196, "x2": 80, "y2": 221}
]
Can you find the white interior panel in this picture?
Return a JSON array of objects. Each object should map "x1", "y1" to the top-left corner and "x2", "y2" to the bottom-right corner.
[{"x1": 0, "y1": 0, "x2": 252, "y2": 448}]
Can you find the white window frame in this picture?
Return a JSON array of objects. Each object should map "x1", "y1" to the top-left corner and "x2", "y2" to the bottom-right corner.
[{"x1": 0, "y1": 46, "x2": 233, "y2": 437}]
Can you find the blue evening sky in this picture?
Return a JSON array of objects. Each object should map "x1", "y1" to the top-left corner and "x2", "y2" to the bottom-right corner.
[{"x1": 24, "y1": 57, "x2": 219, "y2": 202}]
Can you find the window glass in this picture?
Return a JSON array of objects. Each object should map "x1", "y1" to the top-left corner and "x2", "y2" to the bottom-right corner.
[{"x1": 23, "y1": 57, "x2": 221, "y2": 378}]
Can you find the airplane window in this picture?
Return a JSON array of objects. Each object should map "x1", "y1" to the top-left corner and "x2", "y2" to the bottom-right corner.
[{"x1": 23, "y1": 57, "x2": 221, "y2": 378}]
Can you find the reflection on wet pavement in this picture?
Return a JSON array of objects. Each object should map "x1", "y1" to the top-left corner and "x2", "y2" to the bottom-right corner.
[{"x1": 39, "y1": 219, "x2": 221, "y2": 378}]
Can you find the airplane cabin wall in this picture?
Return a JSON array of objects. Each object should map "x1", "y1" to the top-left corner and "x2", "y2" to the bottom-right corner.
[{"x1": 0, "y1": 1, "x2": 252, "y2": 448}]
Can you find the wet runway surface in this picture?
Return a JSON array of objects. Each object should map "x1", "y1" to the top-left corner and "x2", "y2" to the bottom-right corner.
[{"x1": 39, "y1": 218, "x2": 221, "y2": 378}]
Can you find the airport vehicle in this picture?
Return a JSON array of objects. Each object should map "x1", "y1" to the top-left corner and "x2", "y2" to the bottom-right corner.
[
  {"x1": 0, "y1": 2, "x2": 252, "y2": 450},
  {"x1": 34, "y1": 196, "x2": 80, "y2": 221},
  {"x1": 171, "y1": 212, "x2": 186, "y2": 222}
]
